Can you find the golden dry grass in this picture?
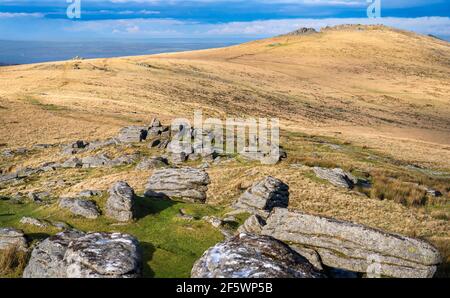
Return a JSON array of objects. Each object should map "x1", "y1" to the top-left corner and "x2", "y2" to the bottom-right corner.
[{"x1": 0, "y1": 25, "x2": 449, "y2": 275}]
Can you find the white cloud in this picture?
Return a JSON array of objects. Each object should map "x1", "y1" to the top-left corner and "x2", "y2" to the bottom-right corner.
[{"x1": 0, "y1": 12, "x2": 44, "y2": 18}]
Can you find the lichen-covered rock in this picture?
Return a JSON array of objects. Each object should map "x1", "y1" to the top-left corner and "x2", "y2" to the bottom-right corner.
[
  {"x1": 106, "y1": 181, "x2": 136, "y2": 222},
  {"x1": 144, "y1": 167, "x2": 210, "y2": 203},
  {"x1": 59, "y1": 198, "x2": 100, "y2": 219},
  {"x1": 23, "y1": 230, "x2": 84, "y2": 278},
  {"x1": 191, "y1": 233, "x2": 324, "y2": 278},
  {"x1": 262, "y1": 208, "x2": 442, "y2": 278},
  {"x1": 0, "y1": 227, "x2": 27, "y2": 251},
  {"x1": 313, "y1": 167, "x2": 357, "y2": 189},
  {"x1": 23, "y1": 231, "x2": 142, "y2": 278},
  {"x1": 233, "y1": 176, "x2": 289, "y2": 218},
  {"x1": 65, "y1": 233, "x2": 142, "y2": 278}
]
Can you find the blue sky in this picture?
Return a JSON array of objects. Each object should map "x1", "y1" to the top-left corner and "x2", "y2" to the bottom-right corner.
[{"x1": 0, "y1": 0, "x2": 449, "y2": 40}]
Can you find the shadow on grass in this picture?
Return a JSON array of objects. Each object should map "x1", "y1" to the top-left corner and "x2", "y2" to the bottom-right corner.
[
  {"x1": 26, "y1": 233, "x2": 52, "y2": 243},
  {"x1": 134, "y1": 195, "x2": 177, "y2": 220},
  {"x1": 140, "y1": 242, "x2": 156, "y2": 278}
]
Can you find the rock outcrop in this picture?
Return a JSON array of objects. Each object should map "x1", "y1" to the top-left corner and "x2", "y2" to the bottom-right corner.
[
  {"x1": 23, "y1": 231, "x2": 142, "y2": 278},
  {"x1": 191, "y1": 233, "x2": 324, "y2": 278},
  {"x1": 136, "y1": 156, "x2": 168, "y2": 170},
  {"x1": 313, "y1": 167, "x2": 357, "y2": 189},
  {"x1": 59, "y1": 198, "x2": 100, "y2": 219},
  {"x1": 237, "y1": 214, "x2": 266, "y2": 234},
  {"x1": 233, "y1": 176, "x2": 289, "y2": 218},
  {"x1": 105, "y1": 181, "x2": 136, "y2": 222},
  {"x1": 261, "y1": 208, "x2": 442, "y2": 278},
  {"x1": 145, "y1": 167, "x2": 210, "y2": 203},
  {"x1": 0, "y1": 228, "x2": 27, "y2": 251},
  {"x1": 117, "y1": 126, "x2": 148, "y2": 143}
]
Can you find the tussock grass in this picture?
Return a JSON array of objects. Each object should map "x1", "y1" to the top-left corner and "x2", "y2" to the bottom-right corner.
[{"x1": 0, "y1": 246, "x2": 29, "y2": 278}]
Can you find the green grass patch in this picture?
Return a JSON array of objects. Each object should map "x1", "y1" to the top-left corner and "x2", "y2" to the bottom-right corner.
[{"x1": 0, "y1": 195, "x2": 225, "y2": 278}]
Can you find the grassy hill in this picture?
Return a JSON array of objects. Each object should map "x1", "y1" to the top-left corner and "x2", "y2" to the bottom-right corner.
[{"x1": 0, "y1": 25, "x2": 449, "y2": 277}]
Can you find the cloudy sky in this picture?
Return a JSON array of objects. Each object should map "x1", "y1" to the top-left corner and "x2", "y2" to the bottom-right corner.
[{"x1": 0, "y1": 0, "x2": 449, "y2": 40}]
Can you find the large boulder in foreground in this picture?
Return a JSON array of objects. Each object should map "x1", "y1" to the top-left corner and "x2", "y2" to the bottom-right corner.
[
  {"x1": 145, "y1": 167, "x2": 210, "y2": 203},
  {"x1": 262, "y1": 208, "x2": 442, "y2": 278},
  {"x1": 233, "y1": 176, "x2": 289, "y2": 218},
  {"x1": 106, "y1": 181, "x2": 136, "y2": 222},
  {"x1": 191, "y1": 233, "x2": 324, "y2": 278},
  {"x1": 23, "y1": 230, "x2": 84, "y2": 278},
  {"x1": 23, "y1": 231, "x2": 141, "y2": 278},
  {"x1": 0, "y1": 227, "x2": 27, "y2": 251}
]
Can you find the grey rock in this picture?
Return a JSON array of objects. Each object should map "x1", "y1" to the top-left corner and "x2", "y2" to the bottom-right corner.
[
  {"x1": 23, "y1": 231, "x2": 141, "y2": 278},
  {"x1": 237, "y1": 214, "x2": 266, "y2": 234},
  {"x1": 61, "y1": 157, "x2": 83, "y2": 168},
  {"x1": 86, "y1": 138, "x2": 118, "y2": 150},
  {"x1": 169, "y1": 152, "x2": 188, "y2": 164},
  {"x1": 145, "y1": 167, "x2": 210, "y2": 203},
  {"x1": 106, "y1": 181, "x2": 136, "y2": 222},
  {"x1": 117, "y1": 126, "x2": 148, "y2": 143},
  {"x1": 262, "y1": 208, "x2": 442, "y2": 278},
  {"x1": 20, "y1": 216, "x2": 50, "y2": 228},
  {"x1": 313, "y1": 167, "x2": 357, "y2": 189},
  {"x1": 110, "y1": 154, "x2": 139, "y2": 166},
  {"x1": 191, "y1": 233, "x2": 324, "y2": 278},
  {"x1": 233, "y1": 176, "x2": 289, "y2": 218},
  {"x1": 0, "y1": 227, "x2": 27, "y2": 251},
  {"x1": 39, "y1": 162, "x2": 61, "y2": 172},
  {"x1": 28, "y1": 191, "x2": 51, "y2": 203},
  {"x1": 62, "y1": 140, "x2": 89, "y2": 155},
  {"x1": 59, "y1": 198, "x2": 100, "y2": 219},
  {"x1": 78, "y1": 190, "x2": 102, "y2": 198},
  {"x1": 81, "y1": 154, "x2": 112, "y2": 168},
  {"x1": 65, "y1": 232, "x2": 142, "y2": 278},
  {"x1": 23, "y1": 230, "x2": 85, "y2": 278},
  {"x1": 136, "y1": 156, "x2": 168, "y2": 170},
  {"x1": 149, "y1": 117, "x2": 162, "y2": 128}
]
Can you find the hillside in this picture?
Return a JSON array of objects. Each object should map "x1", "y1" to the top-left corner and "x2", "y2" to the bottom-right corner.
[{"x1": 0, "y1": 25, "x2": 449, "y2": 277}]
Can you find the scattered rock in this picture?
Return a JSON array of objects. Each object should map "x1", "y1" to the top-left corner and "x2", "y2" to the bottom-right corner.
[
  {"x1": 191, "y1": 233, "x2": 324, "y2": 278},
  {"x1": 233, "y1": 176, "x2": 289, "y2": 218},
  {"x1": 262, "y1": 208, "x2": 442, "y2": 278},
  {"x1": 78, "y1": 190, "x2": 102, "y2": 198},
  {"x1": 62, "y1": 140, "x2": 89, "y2": 155},
  {"x1": 0, "y1": 227, "x2": 27, "y2": 251},
  {"x1": 282, "y1": 27, "x2": 317, "y2": 36},
  {"x1": 20, "y1": 216, "x2": 50, "y2": 228},
  {"x1": 136, "y1": 156, "x2": 168, "y2": 170},
  {"x1": 59, "y1": 198, "x2": 100, "y2": 219},
  {"x1": 169, "y1": 152, "x2": 187, "y2": 164},
  {"x1": 106, "y1": 181, "x2": 136, "y2": 222},
  {"x1": 23, "y1": 231, "x2": 142, "y2": 278},
  {"x1": 28, "y1": 191, "x2": 52, "y2": 203},
  {"x1": 313, "y1": 167, "x2": 357, "y2": 189},
  {"x1": 61, "y1": 157, "x2": 82, "y2": 168},
  {"x1": 117, "y1": 126, "x2": 148, "y2": 143},
  {"x1": 145, "y1": 167, "x2": 210, "y2": 203},
  {"x1": 177, "y1": 208, "x2": 195, "y2": 221},
  {"x1": 81, "y1": 154, "x2": 112, "y2": 168}
]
